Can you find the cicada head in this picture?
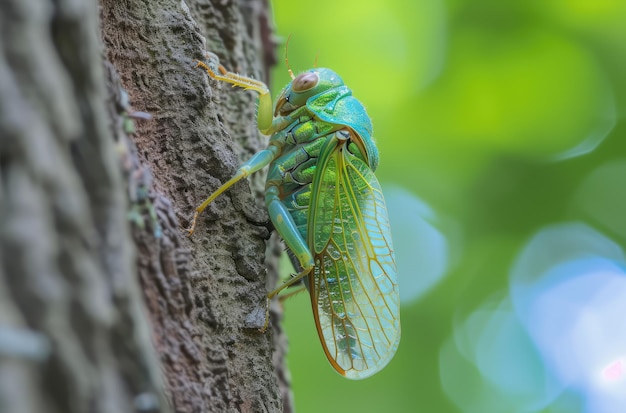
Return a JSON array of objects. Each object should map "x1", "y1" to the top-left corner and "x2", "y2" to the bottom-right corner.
[{"x1": 274, "y1": 68, "x2": 344, "y2": 116}]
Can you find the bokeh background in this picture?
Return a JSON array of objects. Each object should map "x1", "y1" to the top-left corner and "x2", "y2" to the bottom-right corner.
[{"x1": 269, "y1": 1, "x2": 626, "y2": 412}]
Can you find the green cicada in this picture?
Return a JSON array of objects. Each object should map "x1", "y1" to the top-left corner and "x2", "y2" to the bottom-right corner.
[{"x1": 191, "y1": 52, "x2": 400, "y2": 379}]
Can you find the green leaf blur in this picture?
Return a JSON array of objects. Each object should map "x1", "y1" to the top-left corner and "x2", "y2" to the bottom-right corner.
[{"x1": 271, "y1": 1, "x2": 626, "y2": 412}]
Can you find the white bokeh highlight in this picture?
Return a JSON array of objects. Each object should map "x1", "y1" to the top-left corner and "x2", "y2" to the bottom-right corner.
[{"x1": 441, "y1": 222, "x2": 626, "y2": 413}]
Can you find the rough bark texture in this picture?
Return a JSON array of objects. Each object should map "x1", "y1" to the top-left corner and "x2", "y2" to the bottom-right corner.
[
  {"x1": 1, "y1": 0, "x2": 290, "y2": 412},
  {"x1": 0, "y1": 0, "x2": 167, "y2": 412}
]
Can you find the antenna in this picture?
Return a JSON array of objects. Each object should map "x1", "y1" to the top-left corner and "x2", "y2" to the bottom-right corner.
[{"x1": 285, "y1": 34, "x2": 295, "y2": 80}]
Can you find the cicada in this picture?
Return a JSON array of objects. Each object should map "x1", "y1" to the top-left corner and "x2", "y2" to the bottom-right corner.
[{"x1": 191, "y1": 52, "x2": 400, "y2": 379}]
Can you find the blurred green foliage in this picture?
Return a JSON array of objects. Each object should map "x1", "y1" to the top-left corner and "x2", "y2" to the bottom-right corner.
[{"x1": 270, "y1": 0, "x2": 626, "y2": 412}]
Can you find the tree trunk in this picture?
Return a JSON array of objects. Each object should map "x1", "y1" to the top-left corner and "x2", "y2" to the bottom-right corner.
[{"x1": 0, "y1": 0, "x2": 291, "y2": 412}]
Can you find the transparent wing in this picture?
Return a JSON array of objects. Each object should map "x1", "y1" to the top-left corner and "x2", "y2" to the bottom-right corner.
[{"x1": 308, "y1": 132, "x2": 400, "y2": 379}]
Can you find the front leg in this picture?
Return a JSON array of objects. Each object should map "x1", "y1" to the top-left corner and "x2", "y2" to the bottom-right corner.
[{"x1": 195, "y1": 53, "x2": 274, "y2": 133}]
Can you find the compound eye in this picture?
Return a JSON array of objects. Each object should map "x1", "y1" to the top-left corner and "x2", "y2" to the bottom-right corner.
[{"x1": 292, "y1": 72, "x2": 319, "y2": 92}]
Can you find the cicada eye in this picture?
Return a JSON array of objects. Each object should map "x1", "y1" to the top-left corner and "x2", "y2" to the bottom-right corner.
[{"x1": 292, "y1": 72, "x2": 319, "y2": 92}]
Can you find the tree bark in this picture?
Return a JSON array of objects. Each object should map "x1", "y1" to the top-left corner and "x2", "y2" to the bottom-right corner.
[{"x1": 0, "y1": 0, "x2": 290, "y2": 412}]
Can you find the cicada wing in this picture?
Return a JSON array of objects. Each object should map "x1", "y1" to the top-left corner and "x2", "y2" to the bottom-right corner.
[{"x1": 308, "y1": 133, "x2": 401, "y2": 380}]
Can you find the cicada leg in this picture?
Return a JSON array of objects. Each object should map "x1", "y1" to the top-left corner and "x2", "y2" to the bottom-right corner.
[
  {"x1": 277, "y1": 285, "x2": 307, "y2": 302},
  {"x1": 265, "y1": 184, "x2": 315, "y2": 289},
  {"x1": 258, "y1": 283, "x2": 306, "y2": 333},
  {"x1": 187, "y1": 144, "x2": 280, "y2": 235},
  {"x1": 248, "y1": 184, "x2": 315, "y2": 332},
  {"x1": 259, "y1": 275, "x2": 310, "y2": 332},
  {"x1": 194, "y1": 54, "x2": 273, "y2": 133}
]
